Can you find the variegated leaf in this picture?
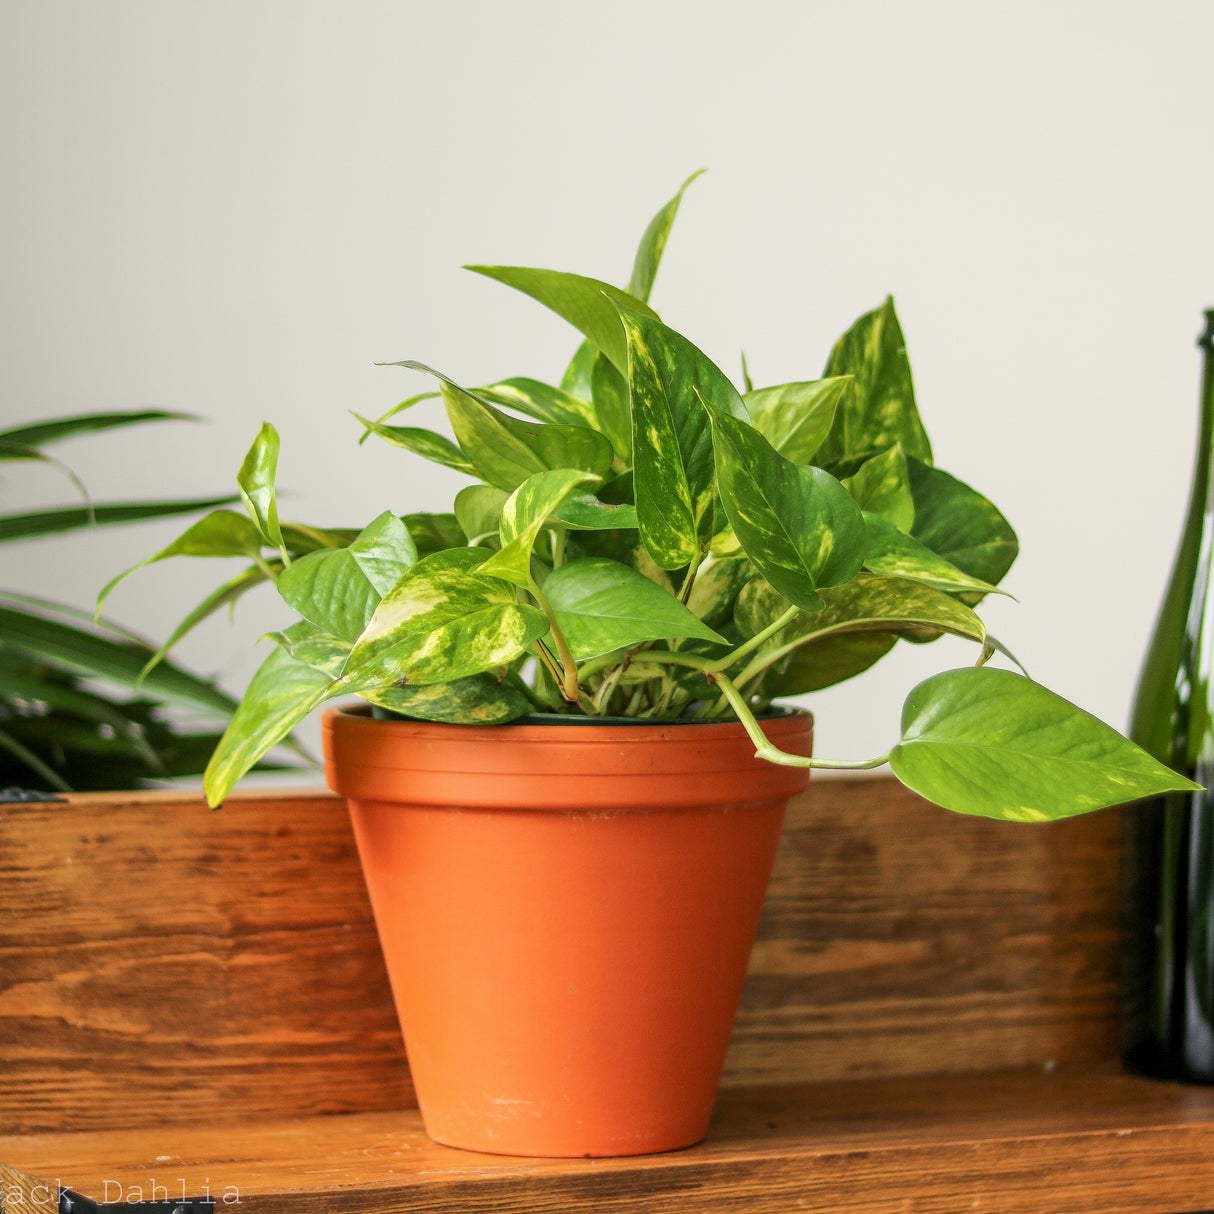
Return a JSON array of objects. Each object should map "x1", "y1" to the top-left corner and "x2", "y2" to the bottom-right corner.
[
  {"x1": 276, "y1": 511, "x2": 417, "y2": 643},
  {"x1": 479, "y1": 468, "x2": 599, "y2": 588},
  {"x1": 544, "y1": 556, "x2": 726, "y2": 660},
  {"x1": 744, "y1": 378, "x2": 850, "y2": 464},
  {"x1": 615, "y1": 302, "x2": 748, "y2": 570},
  {"x1": 362, "y1": 673, "x2": 531, "y2": 724},
  {"x1": 709, "y1": 408, "x2": 866, "y2": 612},
  {"x1": 463, "y1": 266, "x2": 658, "y2": 376},
  {"x1": 475, "y1": 378, "x2": 598, "y2": 429},
  {"x1": 352, "y1": 413, "x2": 475, "y2": 475},
  {"x1": 890, "y1": 667, "x2": 1200, "y2": 821},
  {"x1": 237, "y1": 422, "x2": 288, "y2": 558},
  {"x1": 267, "y1": 620, "x2": 351, "y2": 677},
  {"x1": 553, "y1": 494, "x2": 638, "y2": 530},
  {"x1": 402, "y1": 512, "x2": 464, "y2": 559},
  {"x1": 203, "y1": 644, "x2": 340, "y2": 806},
  {"x1": 345, "y1": 562, "x2": 548, "y2": 687},
  {"x1": 906, "y1": 457, "x2": 1018, "y2": 586},
  {"x1": 815, "y1": 297, "x2": 932, "y2": 466},
  {"x1": 737, "y1": 573, "x2": 986, "y2": 695},
  {"x1": 843, "y1": 444, "x2": 914, "y2": 530},
  {"x1": 686, "y1": 555, "x2": 752, "y2": 628},
  {"x1": 862, "y1": 511, "x2": 1001, "y2": 597},
  {"x1": 590, "y1": 350, "x2": 632, "y2": 463}
]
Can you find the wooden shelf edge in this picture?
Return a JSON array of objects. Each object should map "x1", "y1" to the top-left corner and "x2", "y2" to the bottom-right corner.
[{"x1": 4, "y1": 1064, "x2": 1214, "y2": 1213}]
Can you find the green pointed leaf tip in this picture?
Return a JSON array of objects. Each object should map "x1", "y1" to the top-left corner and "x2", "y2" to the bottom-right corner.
[
  {"x1": 478, "y1": 468, "x2": 598, "y2": 587},
  {"x1": 277, "y1": 510, "x2": 418, "y2": 643},
  {"x1": 816, "y1": 297, "x2": 932, "y2": 466},
  {"x1": 889, "y1": 667, "x2": 1202, "y2": 822},
  {"x1": 544, "y1": 557, "x2": 726, "y2": 660},
  {"x1": 626, "y1": 169, "x2": 706, "y2": 303},
  {"x1": 745, "y1": 378, "x2": 851, "y2": 464},
  {"x1": 862, "y1": 511, "x2": 1004, "y2": 597},
  {"x1": 351, "y1": 413, "x2": 474, "y2": 475},
  {"x1": 463, "y1": 266, "x2": 659, "y2": 377},
  {"x1": 708, "y1": 405, "x2": 866, "y2": 612},
  {"x1": 237, "y1": 422, "x2": 287, "y2": 557},
  {"x1": 614, "y1": 301, "x2": 747, "y2": 570}
]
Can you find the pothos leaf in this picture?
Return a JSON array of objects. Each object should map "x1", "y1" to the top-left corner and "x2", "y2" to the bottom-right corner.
[
  {"x1": 862, "y1": 511, "x2": 1002, "y2": 597},
  {"x1": 362, "y1": 673, "x2": 531, "y2": 724},
  {"x1": 815, "y1": 297, "x2": 932, "y2": 466},
  {"x1": 237, "y1": 422, "x2": 288, "y2": 559},
  {"x1": 744, "y1": 378, "x2": 850, "y2": 464},
  {"x1": 889, "y1": 667, "x2": 1201, "y2": 821},
  {"x1": 614, "y1": 301, "x2": 748, "y2": 569},
  {"x1": 843, "y1": 444, "x2": 914, "y2": 530}
]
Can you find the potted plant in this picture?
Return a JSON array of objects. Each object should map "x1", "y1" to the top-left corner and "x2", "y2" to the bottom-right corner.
[{"x1": 104, "y1": 175, "x2": 1194, "y2": 1158}]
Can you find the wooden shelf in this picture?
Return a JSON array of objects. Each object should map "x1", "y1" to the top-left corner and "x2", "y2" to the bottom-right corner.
[
  {"x1": 4, "y1": 1065, "x2": 1214, "y2": 1212},
  {"x1": 3, "y1": 780, "x2": 1211, "y2": 1211}
]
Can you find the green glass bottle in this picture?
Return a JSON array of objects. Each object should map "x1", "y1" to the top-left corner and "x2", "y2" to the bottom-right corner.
[{"x1": 1123, "y1": 308, "x2": 1214, "y2": 1081}]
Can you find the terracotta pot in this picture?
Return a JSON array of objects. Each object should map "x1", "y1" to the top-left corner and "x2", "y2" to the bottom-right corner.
[{"x1": 323, "y1": 705, "x2": 812, "y2": 1157}]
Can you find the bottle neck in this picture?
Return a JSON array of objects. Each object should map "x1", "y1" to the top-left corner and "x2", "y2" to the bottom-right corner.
[{"x1": 1193, "y1": 311, "x2": 1214, "y2": 517}]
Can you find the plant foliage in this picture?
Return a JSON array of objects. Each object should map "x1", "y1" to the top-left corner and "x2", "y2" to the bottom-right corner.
[{"x1": 113, "y1": 178, "x2": 1198, "y2": 818}]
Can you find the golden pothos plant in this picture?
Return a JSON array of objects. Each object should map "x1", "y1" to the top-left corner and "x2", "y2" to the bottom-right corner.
[{"x1": 104, "y1": 175, "x2": 1196, "y2": 816}]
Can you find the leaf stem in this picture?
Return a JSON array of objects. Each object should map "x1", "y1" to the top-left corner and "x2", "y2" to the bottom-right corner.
[
  {"x1": 711, "y1": 672, "x2": 891, "y2": 771},
  {"x1": 529, "y1": 582, "x2": 580, "y2": 702}
]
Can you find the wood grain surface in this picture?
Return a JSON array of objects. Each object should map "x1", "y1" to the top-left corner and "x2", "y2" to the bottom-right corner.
[
  {"x1": 3, "y1": 1065, "x2": 1212, "y2": 1213},
  {"x1": 0, "y1": 778, "x2": 1121, "y2": 1135}
]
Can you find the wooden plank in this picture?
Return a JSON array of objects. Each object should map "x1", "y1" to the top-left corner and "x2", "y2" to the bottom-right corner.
[
  {"x1": 0, "y1": 779, "x2": 1121, "y2": 1134},
  {"x1": 3, "y1": 1065, "x2": 1212, "y2": 1212},
  {"x1": 0, "y1": 789, "x2": 411, "y2": 1134}
]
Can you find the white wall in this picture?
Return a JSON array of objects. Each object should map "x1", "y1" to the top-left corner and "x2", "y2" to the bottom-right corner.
[{"x1": 3, "y1": 0, "x2": 1212, "y2": 777}]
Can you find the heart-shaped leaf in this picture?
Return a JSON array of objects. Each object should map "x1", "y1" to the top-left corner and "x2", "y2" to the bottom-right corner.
[
  {"x1": 709, "y1": 407, "x2": 867, "y2": 612},
  {"x1": 843, "y1": 444, "x2": 914, "y2": 530},
  {"x1": 237, "y1": 423, "x2": 288, "y2": 559},
  {"x1": 906, "y1": 457, "x2": 1018, "y2": 586},
  {"x1": 615, "y1": 302, "x2": 748, "y2": 570},
  {"x1": 889, "y1": 667, "x2": 1201, "y2": 821},
  {"x1": 544, "y1": 556, "x2": 727, "y2": 660},
  {"x1": 478, "y1": 468, "x2": 599, "y2": 588},
  {"x1": 862, "y1": 511, "x2": 1002, "y2": 597},
  {"x1": 815, "y1": 297, "x2": 932, "y2": 466},
  {"x1": 346, "y1": 562, "x2": 548, "y2": 686},
  {"x1": 464, "y1": 266, "x2": 658, "y2": 376},
  {"x1": 277, "y1": 511, "x2": 418, "y2": 643},
  {"x1": 745, "y1": 378, "x2": 851, "y2": 464}
]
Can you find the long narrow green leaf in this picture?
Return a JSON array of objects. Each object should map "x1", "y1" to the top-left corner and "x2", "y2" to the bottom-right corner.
[
  {"x1": 626, "y1": 170, "x2": 706, "y2": 302},
  {"x1": 0, "y1": 410, "x2": 198, "y2": 450},
  {"x1": 474, "y1": 379, "x2": 598, "y2": 429},
  {"x1": 0, "y1": 495, "x2": 238, "y2": 543},
  {"x1": 351, "y1": 413, "x2": 475, "y2": 475}
]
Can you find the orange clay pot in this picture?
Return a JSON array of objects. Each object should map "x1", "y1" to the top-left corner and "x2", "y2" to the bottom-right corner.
[{"x1": 323, "y1": 705, "x2": 812, "y2": 1158}]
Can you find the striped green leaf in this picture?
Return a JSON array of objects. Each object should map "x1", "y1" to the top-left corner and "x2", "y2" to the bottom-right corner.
[
  {"x1": 0, "y1": 495, "x2": 239, "y2": 543},
  {"x1": 277, "y1": 510, "x2": 418, "y2": 643},
  {"x1": 843, "y1": 445, "x2": 914, "y2": 530},
  {"x1": 615, "y1": 303, "x2": 748, "y2": 570},
  {"x1": 862, "y1": 511, "x2": 1002, "y2": 597},
  {"x1": 478, "y1": 468, "x2": 598, "y2": 588},
  {"x1": 744, "y1": 378, "x2": 850, "y2": 464},
  {"x1": 890, "y1": 667, "x2": 1201, "y2": 821},
  {"x1": 709, "y1": 408, "x2": 866, "y2": 613},
  {"x1": 815, "y1": 297, "x2": 932, "y2": 466},
  {"x1": 0, "y1": 409, "x2": 198, "y2": 451},
  {"x1": 544, "y1": 556, "x2": 726, "y2": 660}
]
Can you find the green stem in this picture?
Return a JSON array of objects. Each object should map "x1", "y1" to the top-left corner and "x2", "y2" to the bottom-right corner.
[
  {"x1": 0, "y1": 726, "x2": 73, "y2": 792},
  {"x1": 550, "y1": 527, "x2": 567, "y2": 570},
  {"x1": 711, "y1": 672, "x2": 891, "y2": 771},
  {"x1": 529, "y1": 581, "x2": 580, "y2": 703},
  {"x1": 710, "y1": 606, "x2": 800, "y2": 673},
  {"x1": 677, "y1": 551, "x2": 704, "y2": 605},
  {"x1": 532, "y1": 637, "x2": 564, "y2": 690},
  {"x1": 505, "y1": 670, "x2": 547, "y2": 712},
  {"x1": 252, "y1": 553, "x2": 281, "y2": 584}
]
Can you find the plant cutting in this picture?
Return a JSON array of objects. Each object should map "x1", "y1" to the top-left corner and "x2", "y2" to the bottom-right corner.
[{"x1": 107, "y1": 175, "x2": 1196, "y2": 1157}]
